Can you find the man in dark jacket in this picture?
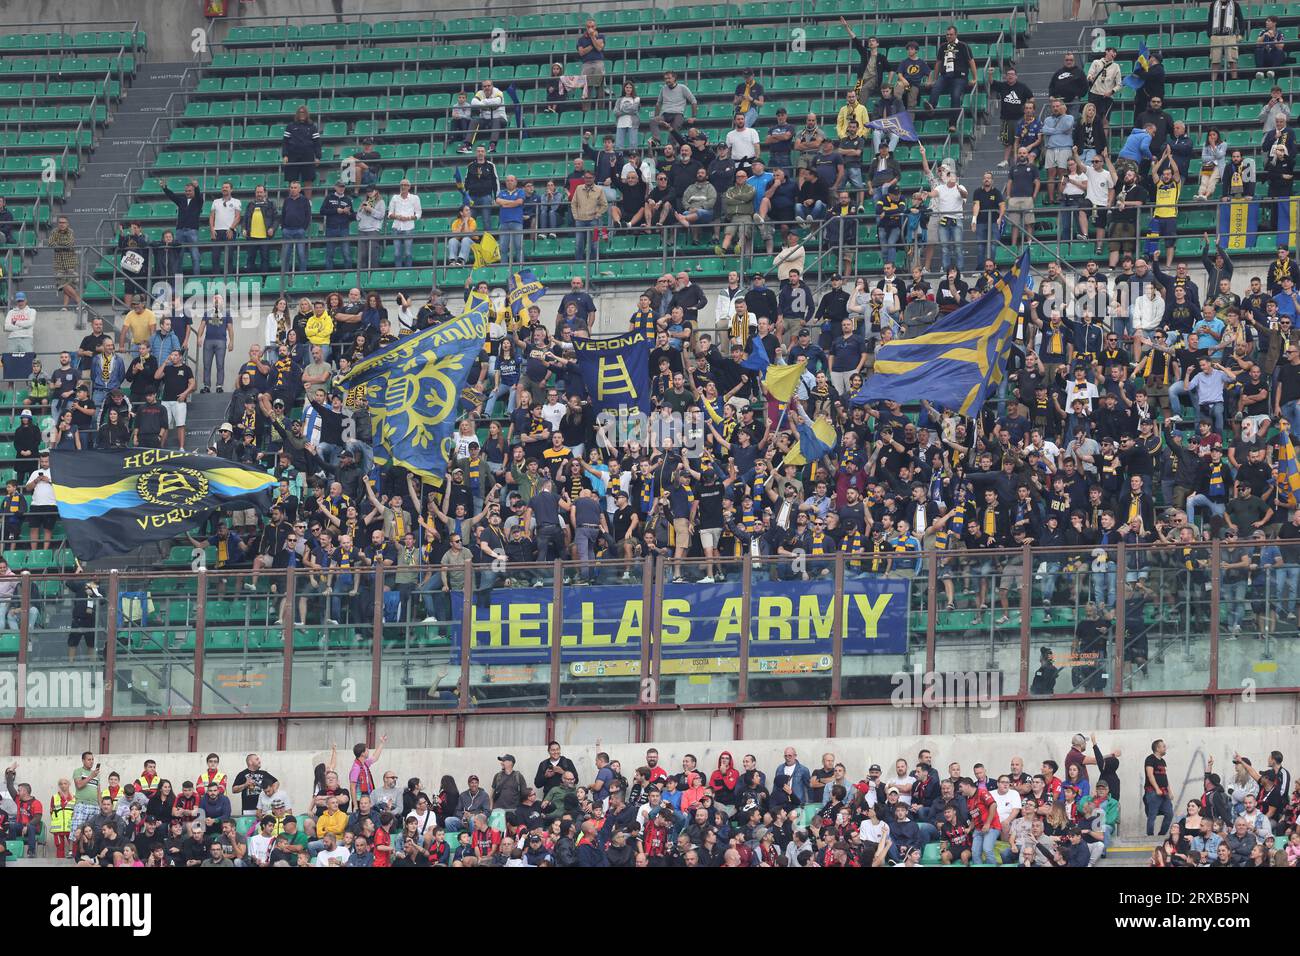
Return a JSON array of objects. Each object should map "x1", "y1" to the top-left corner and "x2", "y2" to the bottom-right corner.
[
  {"x1": 274, "y1": 179, "x2": 311, "y2": 275},
  {"x1": 319, "y1": 181, "x2": 355, "y2": 271},
  {"x1": 159, "y1": 177, "x2": 203, "y2": 275},
  {"x1": 281, "y1": 104, "x2": 322, "y2": 198},
  {"x1": 667, "y1": 271, "x2": 707, "y2": 326},
  {"x1": 242, "y1": 184, "x2": 279, "y2": 274},
  {"x1": 535, "y1": 741, "x2": 580, "y2": 790},
  {"x1": 1048, "y1": 52, "x2": 1088, "y2": 114},
  {"x1": 491, "y1": 754, "x2": 528, "y2": 810},
  {"x1": 463, "y1": 146, "x2": 500, "y2": 228},
  {"x1": 153, "y1": 230, "x2": 183, "y2": 282},
  {"x1": 576, "y1": 819, "x2": 609, "y2": 866}
]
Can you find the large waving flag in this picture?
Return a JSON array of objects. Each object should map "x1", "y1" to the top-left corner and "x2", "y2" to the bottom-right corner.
[
  {"x1": 1277, "y1": 421, "x2": 1300, "y2": 510},
  {"x1": 1123, "y1": 42, "x2": 1150, "y2": 90},
  {"x1": 854, "y1": 250, "x2": 1031, "y2": 416},
  {"x1": 51, "y1": 448, "x2": 276, "y2": 561},
  {"x1": 507, "y1": 269, "x2": 548, "y2": 319},
  {"x1": 785, "y1": 416, "x2": 838, "y2": 466},
  {"x1": 340, "y1": 295, "x2": 491, "y2": 481},
  {"x1": 573, "y1": 332, "x2": 651, "y2": 414},
  {"x1": 471, "y1": 232, "x2": 501, "y2": 269},
  {"x1": 740, "y1": 337, "x2": 770, "y2": 375},
  {"x1": 866, "y1": 110, "x2": 919, "y2": 143},
  {"x1": 763, "y1": 360, "x2": 807, "y2": 404}
]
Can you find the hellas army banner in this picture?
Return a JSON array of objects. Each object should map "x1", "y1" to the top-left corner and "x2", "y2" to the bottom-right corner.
[{"x1": 448, "y1": 578, "x2": 909, "y2": 673}]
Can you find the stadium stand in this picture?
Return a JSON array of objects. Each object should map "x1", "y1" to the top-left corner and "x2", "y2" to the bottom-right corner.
[{"x1": 0, "y1": 1, "x2": 1298, "y2": 873}]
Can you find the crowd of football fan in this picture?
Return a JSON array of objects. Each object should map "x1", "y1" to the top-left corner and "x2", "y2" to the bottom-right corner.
[
  {"x1": 1, "y1": 735, "x2": 1294, "y2": 866},
  {"x1": 2, "y1": 15, "x2": 1300, "y2": 637}
]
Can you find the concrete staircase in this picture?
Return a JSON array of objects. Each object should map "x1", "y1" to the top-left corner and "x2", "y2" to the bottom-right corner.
[
  {"x1": 21, "y1": 62, "x2": 196, "y2": 323},
  {"x1": 960, "y1": 20, "x2": 1092, "y2": 192}
]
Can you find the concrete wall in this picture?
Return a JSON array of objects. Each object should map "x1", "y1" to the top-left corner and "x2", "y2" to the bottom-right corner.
[{"x1": 6, "y1": 719, "x2": 1295, "y2": 840}]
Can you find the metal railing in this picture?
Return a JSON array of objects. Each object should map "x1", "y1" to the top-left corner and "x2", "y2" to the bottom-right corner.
[{"x1": 0, "y1": 539, "x2": 1293, "y2": 732}]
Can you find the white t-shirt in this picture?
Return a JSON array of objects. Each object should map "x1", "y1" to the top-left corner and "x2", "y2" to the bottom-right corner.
[
  {"x1": 859, "y1": 818, "x2": 889, "y2": 844},
  {"x1": 1065, "y1": 380, "x2": 1099, "y2": 413},
  {"x1": 314, "y1": 846, "x2": 350, "y2": 867},
  {"x1": 1084, "y1": 166, "x2": 1114, "y2": 207},
  {"x1": 247, "y1": 833, "x2": 274, "y2": 864},
  {"x1": 725, "y1": 126, "x2": 761, "y2": 161},
  {"x1": 992, "y1": 787, "x2": 1023, "y2": 825},
  {"x1": 210, "y1": 196, "x2": 242, "y2": 232},
  {"x1": 257, "y1": 790, "x2": 291, "y2": 815},
  {"x1": 541, "y1": 401, "x2": 567, "y2": 431},
  {"x1": 27, "y1": 469, "x2": 55, "y2": 507},
  {"x1": 885, "y1": 776, "x2": 913, "y2": 805}
]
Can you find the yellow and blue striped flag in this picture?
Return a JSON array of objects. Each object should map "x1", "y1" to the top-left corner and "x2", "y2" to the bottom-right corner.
[
  {"x1": 50, "y1": 448, "x2": 276, "y2": 561},
  {"x1": 1277, "y1": 421, "x2": 1300, "y2": 510},
  {"x1": 1123, "y1": 43, "x2": 1150, "y2": 90},
  {"x1": 853, "y1": 250, "x2": 1031, "y2": 416}
]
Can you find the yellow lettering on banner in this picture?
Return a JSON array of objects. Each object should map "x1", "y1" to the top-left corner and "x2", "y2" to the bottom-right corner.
[
  {"x1": 660, "y1": 600, "x2": 690, "y2": 644},
  {"x1": 508, "y1": 602, "x2": 545, "y2": 647},
  {"x1": 852, "y1": 592, "x2": 893, "y2": 638},
  {"x1": 471, "y1": 603, "x2": 504, "y2": 647},
  {"x1": 155, "y1": 472, "x2": 198, "y2": 500},
  {"x1": 756, "y1": 597, "x2": 793, "y2": 641},
  {"x1": 122, "y1": 448, "x2": 186, "y2": 470},
  {"x1": 614, "y1": 600, "x2": 642, "y2": 645},
  {"x1": 134, "y1": 508, "x2": 197, "y2": 529},
  {"x1": 579, "y1": 602, "x2": 613, "y2": 647},
  {"x1": 799, "y1": 594, "x2": 835, "y2": 641},
  {"x1": 714, "y1": 597, "x2": 743, "y2": 643}
]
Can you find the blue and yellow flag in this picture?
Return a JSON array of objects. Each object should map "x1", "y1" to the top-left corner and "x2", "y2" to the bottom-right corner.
[
  {"x1": 854, "y1": 250, "x2": 1031, "y2": 416},
  {"x1": 470, "y1": 232, "x2": 500, "y2": 269},
  {"x1": 507, "y1": 269, "x2": 548, "y2": 319},
  {"x1": 763, "y1": 360, "x2": 807, "y2": 404},
  {"x1": 866, "y1": 110, "x2": 919, "y2": 143},
  {"x1": 1218, "y1": 198, "x2": 1259, "y2": 250},
  {"x1": 50, "y1": 448, "x2": 276, "y2": 561},
  {"x1": 453, "y1": 167, "x2": 471, "y2": 208},
  {"x1": 1123, "y1": 43, "x2": 1150, "y2": 90},
  {"x1": 1278, "y1": 198, "x2": 1300, "y2": 251},
  {"x1": 785, "y1": 416, "x2": 838, "y2": 467},
  {"x1": 340, "y1": 295, "x2": 491, "y2": 481},
  {"x1": 1278, "y1": 422, "x2": 1300, "y2": 510},
  {"x1": 573, "y1": 332, "x2": 651, "y2": 414}
]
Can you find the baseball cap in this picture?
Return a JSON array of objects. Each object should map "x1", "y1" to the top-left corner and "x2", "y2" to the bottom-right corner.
[
  {"x1": 218, "y1": 422, "x2": 233, "y2": 432},
  {"x1": 19, "y1": 409, "x2": 31, "y2": 418},
  {"x1": 887, "y1": 786, "x2": 900, "y2": 795},
  {"x1": 869, "y1": 763, "x2": 882, "y2": 773},
  {"x1": 498, "y1": 753, "x2": 516, "y2": 763},
  {"x1": 13, "y1": 292, "x2": 24, "y2": 301}
]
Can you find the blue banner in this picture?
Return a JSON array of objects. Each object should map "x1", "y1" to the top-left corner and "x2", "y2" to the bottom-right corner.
[
  {"x1": 573, "y1": 332, "x2": 651, "y2": 415},
  {"x1": 866, "y1": 110, "x2": 919, "y2": 143},
  {"x1": 507, "y1": 269, "x2": 547, "y2": 319},
  {"x1": 338, "y1": 296, "x2": 490, "y2": 481},
  {"x1": 447, "y1": 577, "x2": 910, "y2": 668}
]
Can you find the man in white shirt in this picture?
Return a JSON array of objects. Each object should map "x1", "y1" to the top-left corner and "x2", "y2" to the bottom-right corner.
[
  {"x1": 312, "y1": 831, "x2": 351, "y2": 867},
  {"x1": 540, "y1": 388, "x2": 567, "y2": 432},
  {"x1": 467, "y1": 80, "x2": 507, "y2": 152},
  {"x1": 725, "y1": 112, "x2": 761, "y2": 163},
  {"x1": 1080, "y1": 150, "x2": 1115, "y2": 252},
  {"x1": 886, "y1": 758, "x2": 914, "y2": 805},
  {"x1": 1130, "y1": 282, "x2": 1164, "y2": 334},
  {"x1": 387, "y1": 178, "x2": 422, "y2": 269},
  {"x1": 921, "y1": 145, "x2": 969, "y2": 273},
  {"x1": 24, "y1": 450, "x2": 57, "y2": 549},
  {"x1": 246, "y1": 816, "x2": 276, "y2": 867},
  {"x1": 208, "y1": 180, "x2": 242, "y2": 276},
  {"x1": 4, "y1": 292, "x2": 35, "y2": 353}
]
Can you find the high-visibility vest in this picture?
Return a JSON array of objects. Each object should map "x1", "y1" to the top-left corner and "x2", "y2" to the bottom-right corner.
[
  {"x1": 135, "y1": 774, "x2": 160, "y2": 798},
  {"x1": 50, "y1": 792, "x2": 75, "y2": 833}
]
